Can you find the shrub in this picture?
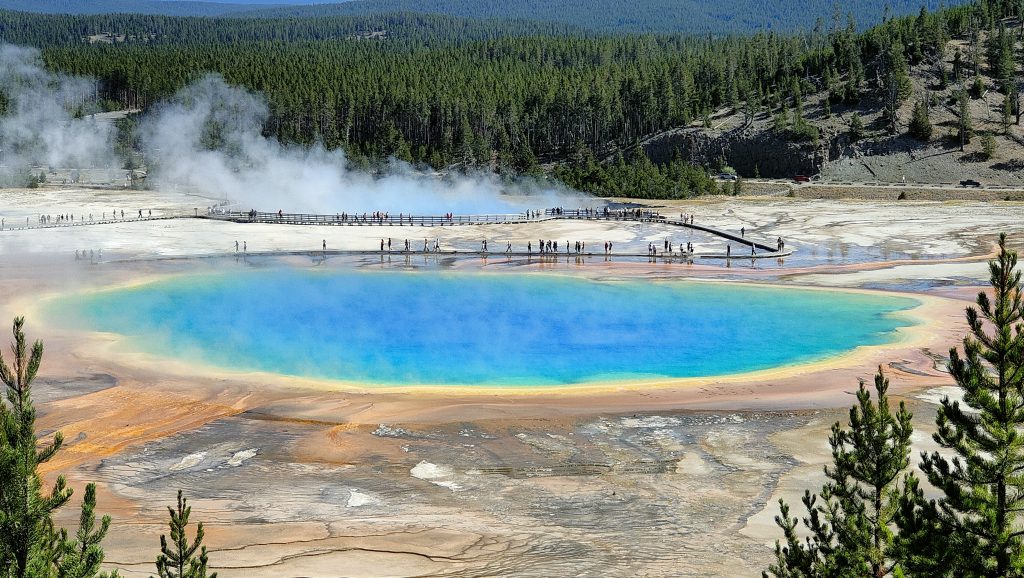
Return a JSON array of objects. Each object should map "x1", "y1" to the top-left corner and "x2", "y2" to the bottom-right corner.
[{"x1": 789, "y1": 119, "x2": 820, "y2": 144}]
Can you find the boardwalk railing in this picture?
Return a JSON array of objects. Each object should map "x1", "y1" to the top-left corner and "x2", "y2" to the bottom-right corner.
[
  {"x1": 201, "y1": 208, "x2": 784, "y2": 254},
  {"x1": 544, "y1": 209, "x2": 779, "y2": 253},
  {"x1": 206, "y1": 210, "x2": 541, "y2": 226},
  {"x1": 662, "y1": 219, "x2": 778, "y2": 253},
  {"x1": 2, "y1": 207, "x2": 787, "y2": 257},
  {"x1": 207, "y1": 207, "x2": 664, "y2": 226},
  {"x1": 1, "y1": 215, "x2": 177, "y2": 232}
]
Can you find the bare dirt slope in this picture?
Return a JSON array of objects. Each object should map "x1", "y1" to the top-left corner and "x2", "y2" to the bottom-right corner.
[{"x1": 640, "y1": 27, "x2": 1024, "y2": 186}]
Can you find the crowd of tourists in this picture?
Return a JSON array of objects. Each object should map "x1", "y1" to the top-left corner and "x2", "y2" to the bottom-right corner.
[
  {"x1": 647, "y1": 239, "x2": 696, "y2": 256},
  {"x1": 367, "y1": 238, "x2": 443, "y2": 252},
  {"x1": 241, "y1": 209, "x2": 470, "y2": 225},
  {"x1": 24, "y1": 204, "x2": 787, "y2": 261},
  {"x1": 73, "y1": 248, "x2": 101, "y2": 261},
  {"x1": 29, "y1": 208, "x2": 155, "y2": 228}
]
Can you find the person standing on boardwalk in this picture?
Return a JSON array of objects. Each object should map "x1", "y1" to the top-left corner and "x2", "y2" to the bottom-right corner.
[{"x1": 323, "y1": 240, "x2": 327, "y2": 251}]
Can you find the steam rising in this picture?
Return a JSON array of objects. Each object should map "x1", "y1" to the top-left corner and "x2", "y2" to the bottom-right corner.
[
  {"x1": 1, "y1": 44, "x2": 588, "y2": 213},
  {"x1": 0, "y1": 45, "x2": 116, "y2": 170}
]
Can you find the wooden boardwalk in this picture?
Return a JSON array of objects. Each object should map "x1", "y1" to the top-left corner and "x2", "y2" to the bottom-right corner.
[
  {"x1": 105, "y1": 247, "x2": 790, "y2": 264},
  {"x1": 3, "y1": 207, "x2": 791, "y2": 259},
  {"x1": 1, "y1": 215, "x2": 178, "y2": 232},
  {"x1": 201, "y1": 208, "x2": 786, "y2": 257},
  {"x1": 204, "y1": 209, "x2": 539, "y2": 226}
]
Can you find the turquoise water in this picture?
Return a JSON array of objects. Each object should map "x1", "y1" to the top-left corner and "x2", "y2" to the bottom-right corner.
[{"x1": 47, "y1": 271, "x2": 918, "y2": 386}]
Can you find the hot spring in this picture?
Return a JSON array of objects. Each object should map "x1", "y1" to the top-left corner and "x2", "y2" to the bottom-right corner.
[{"x1": 46, "y1": 270, "x2": 919, "y2": 386}]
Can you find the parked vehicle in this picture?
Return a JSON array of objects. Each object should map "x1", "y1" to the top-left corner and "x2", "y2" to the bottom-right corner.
[
  {"x1": 793, "y1": 175, "x2": 810, "y2": 183},
  {"x1": 717, "y1": 173, "x2": 737, "y2": 181},
  {"x1": 959, "y1": 179, "x2": 981, "y2": 187}
]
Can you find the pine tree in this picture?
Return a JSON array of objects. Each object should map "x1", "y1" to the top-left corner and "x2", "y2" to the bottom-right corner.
[
  {"x1": 764, "y1": 497, "x2": 819, "y2": 577},
  {"x1": 849, "y1": 113, "x2": 865, "y2": 142},
  {"x1": 981, "y1": 133, "x2": 997, "y2": 160},
  {"x1": 1004, "y1": 95, "x2": 1014, "y2": 134},
  {"x1": 0, "y1": 318, "x2": 118, "y2": 578},
  {"x1": 0, "y1": 317, "x2": 72, "y2": 578},
  {"x1": 56, "y1": 483, "x2": 115, "y2": 578},
  {"x1": 917, "y1": 234, "x2": 1024, "y2": 576},
  {"x1": 909, "y1": 99, "x2": 933, "y2": 141},
  {"x1": 764, "y1": 368, "x2": 914, "y2": 577},
  {"x1": 155, "y1": 491, "x2": 217, "y2": 578},
  {"x1": 957, "y1": 91, "x2": 973, "y2": 150},
  {"x1": 880, "y1": 39, "x2": 912, "y2": 134}
]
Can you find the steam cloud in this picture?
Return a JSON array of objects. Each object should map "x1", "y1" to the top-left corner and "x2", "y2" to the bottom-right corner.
[
  {"x1": 0, "y1": 44, "x2": 590, "y2": 214},
  {"x1": 0, "y1": 44, "x2": 117, "y2": 170}
]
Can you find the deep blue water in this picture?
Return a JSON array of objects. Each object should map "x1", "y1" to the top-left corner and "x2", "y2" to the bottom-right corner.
[{"x1": 48, "y1": 270, "x2": 919, "y2": 386}]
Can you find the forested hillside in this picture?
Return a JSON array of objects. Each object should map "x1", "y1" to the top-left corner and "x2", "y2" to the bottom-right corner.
[
  {"x1": 0, "y1": 10, "x2": 581, "y2": 46},
  {"x1": 0, "y1": 0, "x2": 255, "y2": 17},
  {"x1": 0, "y1": 0, "x2": 346, "y2": 13},
  {"x1": 242, "y1": 0, "x2": 968, "y2": 34},
  {"x1": 0, "y1": 0, "x2": 969, "y2": 34},
  {"x1": 2, "y1": 0, "x2": 1022, "y2": 197}
]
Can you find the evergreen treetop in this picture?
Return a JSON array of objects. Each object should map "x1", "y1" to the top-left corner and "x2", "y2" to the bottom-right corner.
[
  {"x1": 918, "y1": 233, "x2": 1024, "y2": 577},
  {"x1": 764, "y1": 367, "x2": 914, "y2": 578},
  {"x1": 155, "y1": 491, "x2": 217, "y2": 578},
  {"x1": 0, "y1": 317, "x2": 72, "y2": 578},
  {"x1": 0, "y1": 317, "x2": 119, "y2": 578}
]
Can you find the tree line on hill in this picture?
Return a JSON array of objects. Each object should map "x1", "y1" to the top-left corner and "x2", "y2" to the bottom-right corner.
[
  {"x1": 235, "y1": 0, "x2": 966, "y2": 35},
  {"x1": 0, "y1": 0, "x2": 969, "y2": 35},
  {"x1": 1, "y1": 0, "x2": 1021, "y2": 197},
  {"x1": 0, "y1": 10, "x2": 582, "y2": 47},
  {"x1": 0, "y1": 0, "x2": 250, "y2": 18}
]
